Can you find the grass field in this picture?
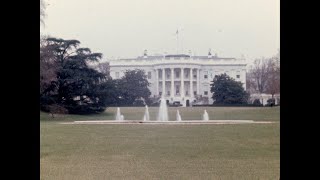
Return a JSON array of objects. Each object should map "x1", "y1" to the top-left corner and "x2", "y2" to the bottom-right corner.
[
  {"x1": 40, "y1": 106, "x2": 280, "y2": 179},
  {"x1": 40, "y1": 106, "x2": 280, "y2": 121}
]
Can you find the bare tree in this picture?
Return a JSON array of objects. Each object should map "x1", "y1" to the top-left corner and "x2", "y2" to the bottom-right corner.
[
  {"x1": 248, "y1": 58, "x2": 270, "y2": 93},
  {"x1": 40, "y1": 0, "x2": 46, "y2": 26},
  {"x1": 265, "y1": 55, "x2": 280, "y2": 99},
  {"x1": 247, "y1": 53, "x2": 280, "y2": 98},
  {"x1": 40, "y1": 36, "x2": 58, "y2": 95}
]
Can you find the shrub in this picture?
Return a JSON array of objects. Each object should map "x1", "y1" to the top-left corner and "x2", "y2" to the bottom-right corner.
[
  {"x1": 253, "y1": 99, "x2": 262, "y2": 106},
  {"x1": 267, "y1": 98, "x2": 276, "y2": 107}
]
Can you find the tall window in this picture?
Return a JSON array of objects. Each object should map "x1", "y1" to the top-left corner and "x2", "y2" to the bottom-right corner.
[
  {"x1": 204, "y1": 71, "x2": 208, "y2": 79},
  {"x1": 148, "y1": 72, "x2": 152, "y2": 79},
  {"x1": 194, "y1": 91, "x2": 197, "y2": 95},
  {"x1": 176, "y1": 85, "x2": 180, "y2": 95},
  {"x1": 204, "y1": 91, "x2": 208, "y2": 95},
  {"x1": 176, "y1": 71, "x2": 180, "y2": 78}
]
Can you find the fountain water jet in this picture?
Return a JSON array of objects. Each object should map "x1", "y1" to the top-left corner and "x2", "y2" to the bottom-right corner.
[
  {"x1": 157, "y1": 97, "x2": 169, "y2": 121},
  {"x1": 203, "y1": 109, "x2": 209, "y2": 121},
  {"x1": 143, "y1": 105, "x2": 150, "y2": 121},
  {"x1": 115, "y1": 107, "x2": 124, "y2": 121},
  {"x1": 176, "y1": 110, "x2": 182, "y2": 121}
]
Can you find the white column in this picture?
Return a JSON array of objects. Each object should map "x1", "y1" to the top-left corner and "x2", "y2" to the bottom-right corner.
[
  {"x1": 190, "y1": 68, "x2": 193, "y2": 98},
  {"x1": 156, "y1": 69, "x2": 159, "y2": 96},
  {"x1": 197, "y1": 68, "x2": 200, "y2": 95},
  {"x1": 162, "y1": 68, "x2": 165, "y2": 97},
  {"x1": 171, "y1": 68, "x2": 174, "y2": 98},
  {"x1": 181, "y1": 68, "x2": 184, "y2": 97}
]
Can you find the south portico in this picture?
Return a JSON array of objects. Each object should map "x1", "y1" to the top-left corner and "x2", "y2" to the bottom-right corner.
[{"x1": 154, "y1": 64, "x2": 201, "y2": 107}]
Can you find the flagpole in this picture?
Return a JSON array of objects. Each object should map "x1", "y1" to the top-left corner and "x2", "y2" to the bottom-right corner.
[{"x1": 176, "y1": 29, "x2": 179, "y2": 54}]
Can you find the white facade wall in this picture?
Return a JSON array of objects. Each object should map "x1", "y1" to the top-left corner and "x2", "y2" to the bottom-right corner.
[{"x1": 109, "y1": 55, "x2": 247, "y2": 106}]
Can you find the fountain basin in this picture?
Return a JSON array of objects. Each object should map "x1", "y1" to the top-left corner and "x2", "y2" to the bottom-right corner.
[{"x1": 60, "y1": 120, "x2": 275, "y2": 125}]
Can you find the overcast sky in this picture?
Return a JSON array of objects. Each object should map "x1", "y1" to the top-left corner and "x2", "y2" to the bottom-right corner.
[{"x1": 41, "y1": 0, "x2": 279, "y2": 64}]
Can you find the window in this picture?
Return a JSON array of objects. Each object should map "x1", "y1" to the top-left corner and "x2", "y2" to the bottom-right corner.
[
  {"x1": 186, "y1": 91, "x2": 188, "y2": 95},
  {"x1": 176, "y1": 85, "x2": 180, "y2": 95},
  {"x1": 148, "y1": 72, "x2": 152, "y2": 79},
  {"x1": 115, "y1": 72, "x2": 119, "y2": 78},
  {"x1": 159, "y1": 92, "x2": 162, "y2": 96},
  {"x1": 176, "y1": 71, "x2": 180, "y2": 78},
  {"x1": 236, "y1": 75, "x2": 240, "y2": 78},
  {"x1": 204, "y1": 91, "x2": 208, "y2": 95},
  {"x1": 193, "y1": 74, "x2": 197, "y2": 78},
  {"x1": 194, "y1": 91, "x2": 197, "y2": 95},
  {"x1": 204, "y1": 75, "x2": 208, "y2": 79},
  {"x1": 167, "y1": 91, "x2": 170, "y2": 96}
]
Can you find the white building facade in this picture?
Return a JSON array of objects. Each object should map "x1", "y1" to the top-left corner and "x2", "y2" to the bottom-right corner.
[{"x1": 108, "y1": 53, "x2": 247, "y2": 107}]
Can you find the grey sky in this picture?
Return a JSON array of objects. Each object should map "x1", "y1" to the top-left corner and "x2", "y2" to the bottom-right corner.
[{"x1": 41, "y1": 0, "x2": 279, "y2": 64}]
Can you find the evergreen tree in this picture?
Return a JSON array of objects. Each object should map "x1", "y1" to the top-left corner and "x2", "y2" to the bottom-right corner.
[
  {"x1": 116, "y1": 69, "x2": 151, "y2": 106},
  {"x1": 40, "y1": 37, "x2": 115, "y2": 114},
  {"x1": 210, "y1": 73, "x2": 249, "y2": 105}
]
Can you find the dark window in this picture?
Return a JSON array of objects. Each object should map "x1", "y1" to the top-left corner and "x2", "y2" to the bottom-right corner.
[
  {"x1": 167, "y1": 91, "x2": 170, "y2": 95},
  {"x1": 204, "y1": 91, "x2": 208, "y2": 95},
  {"x1": 194, "y1": 91, "x2": 197, "y2": 95},
  {"x1": 204, "y1": 75, "x2": 208, "y2": 79},
  {"x1": 236, "y1": 75, "x2": 240, "y2": 78},
  {"x1": 148, "y1": 72, "x2": 152, "y2": 79},
  {"x1": 176, "y1": 85, "x2": 180, "y2": 95},
  {"x1": 193, "y1": 74, "x2": 197, "y2": 78},
  {"x1": 176, "y1": 72, "x2": 180, "y2": 78},
  {"x1": 159, "y1": 92, "x2": 162, "y2": 96},
  {"x1": 186, "y1": 91, "x2": 188, "y2": 95}
]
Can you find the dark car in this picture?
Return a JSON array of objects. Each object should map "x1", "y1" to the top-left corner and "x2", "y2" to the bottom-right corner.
[{"x1": 170, "y1": 101, "x2": 182, "y2": 107}]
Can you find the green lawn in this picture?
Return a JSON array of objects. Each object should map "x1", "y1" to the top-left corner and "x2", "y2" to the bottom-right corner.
[
  {"x1": 40, "y1": 106, "x2": 280, "y2": 121},
  {"x1": 40, "y1": 106, "x2": 280, "y2": 179}
]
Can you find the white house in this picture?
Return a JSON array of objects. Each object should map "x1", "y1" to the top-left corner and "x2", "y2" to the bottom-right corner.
[{"x1": 108, "y1": 51, "x2": 247, "y2": 107}]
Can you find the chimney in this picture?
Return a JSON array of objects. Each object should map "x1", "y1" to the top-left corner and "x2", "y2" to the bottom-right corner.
[
  {"x1": 208, "y1": 49, "x2": 212, "y2": 58},
  {"x1": 143, "y1": 49, "x2": 148, "y2": 58}
]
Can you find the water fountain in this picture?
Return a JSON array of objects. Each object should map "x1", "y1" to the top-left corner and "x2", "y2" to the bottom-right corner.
[
  {"x1": 115, "y1": 107, "x2": 123, "y2": 121},
  {"x1": 176, "y1": 110, "x2": 182, "y2": 121},
  {"x1": 203, "y1": 109, "x2": 209, "y2": 121},
  {"x1": 157, "y1": 97, "x2": 169, "y2": 121},
  {"x1": 144, "y1": 105, "x2": 150, "y2": 121}
]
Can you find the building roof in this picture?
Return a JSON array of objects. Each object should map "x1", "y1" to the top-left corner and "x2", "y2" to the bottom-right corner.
[
  {"x1": 117, "y1": 54, "x2": 236, "y2": 61},
  {"x1": 165, "y1": 54, "x2": 190, "y2": 58}
]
